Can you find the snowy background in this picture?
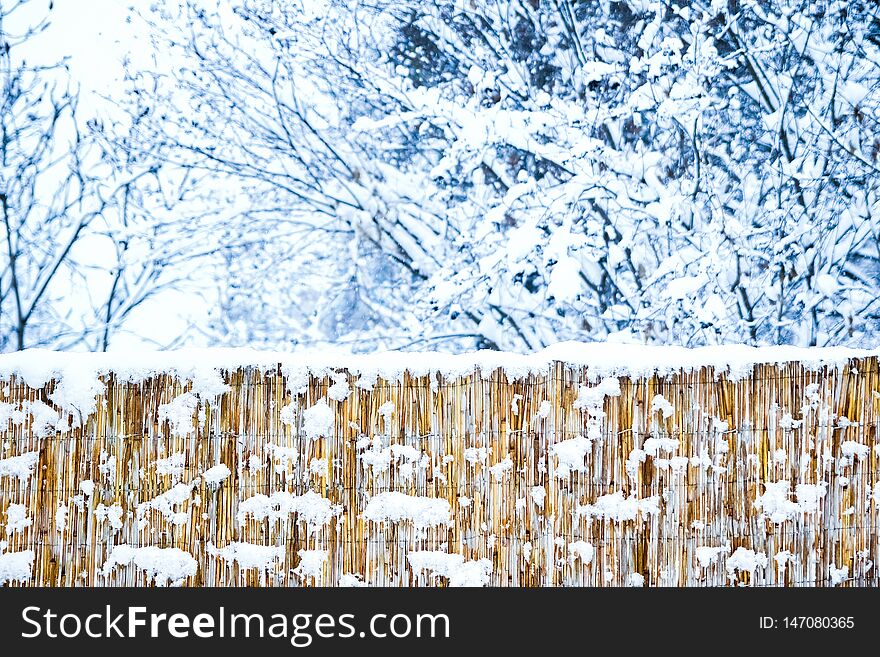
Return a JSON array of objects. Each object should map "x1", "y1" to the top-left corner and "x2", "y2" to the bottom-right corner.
[{"x1": 1, "y1": 0, "x2": 878, "y2": 353}]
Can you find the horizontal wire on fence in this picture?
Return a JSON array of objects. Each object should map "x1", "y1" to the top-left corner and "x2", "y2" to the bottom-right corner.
[
  {"x1": 5, "y1": 422, "x2": 880, "y2": 434},
  {"x1": 7, "y1": 470, "x2": 880, "y2": 497},
  {"x1": 10, "y1": 518, "x2": 880, "y2": 545},
  {"x1": 1, "y1": 368, "x2": 877, "y2": 393},
  {"x1": 14, "y1": 520, "x2": 880, "y2": 546},
  {"x1": 6, "y1": 464, "x2": 880, "y2": 492}
]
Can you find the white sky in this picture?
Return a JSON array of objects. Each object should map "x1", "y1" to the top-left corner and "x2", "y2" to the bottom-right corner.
[{"x1": 23, "y1": 1, "x2": 144, "y2": 113}]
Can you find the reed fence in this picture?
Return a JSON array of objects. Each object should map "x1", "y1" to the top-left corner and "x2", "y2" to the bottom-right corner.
[{"x1": 1, "y1": 353, "x2": 878, "y2": 587}]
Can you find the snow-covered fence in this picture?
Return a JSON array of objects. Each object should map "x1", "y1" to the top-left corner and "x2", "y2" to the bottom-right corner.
[{"x1": 0, "y1": 345, "x2": 878, "y2": 587}]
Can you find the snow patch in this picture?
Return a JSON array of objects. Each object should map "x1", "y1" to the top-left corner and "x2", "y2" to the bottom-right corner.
[
  {"x1": 94, "y1": 503, "x2": 124, "y2": 531},
  {"x1": 303, "y1": 398, "x2": 334, "y2": 439},
  {"x1": 327, "y1": 371, "x2": 350, "y2": 401},
  {"x1": 695, "y1": 546, "x2": 726, "y2": 568},
  {"x1": 840, "y1": 441, "x2": 869, "y2": 461},
  {"x1": 55, "y1": 505, "x2": 68, "y2": 533},
  {"x1": 627, "y1": 572, "x2": 645, "y2": 587},
  {"x1": 537, "y1": 400, "x2": 551, "y2": 418},
  {"x1": 203, "y1": 463, "x2": 231, "y2": 485},
  {"x1": 158, "y1": 392, "x2": 199, "y2": 437},
  {"x1": 207, "y1": 542, "x2": 284, "y2": 571},
  {"x1": 0, "y1": 549, "x2": 34, "y2": 585},
  {"x1": 651, "y1": 394, "x2": 674, "y2": 419},
  {"x1": 577, "y1": 491, "x2": 660, "y2": 522},
  {"x1": 642, "y1": 436, "x2": 679, "y2": 456},
  {"x1": 463, "y1": 447, "x2": 488, "y2": 465},
  {"x1": 755, "y1": 480, "x2": 828, "y2": 523},
  {"x1": 266, "y1": 443, "x2": 298, "y2": 470},
  {"x1": 828, "y1": 564, "x2": 848, "y2": 586},
  {"x1": 551, "y1": 435, "x2": 590, "y2": 479},
  {"x1": 362, "y1": 492, "x2": 450, "y2": 529},
  {"x1": 137, "y1": 482, "x2": 196, "y2": 525},
  {"x1": 488, "y1": 455, "x2": 513, "y2": 480},
  {"x1": 338, "y1": 573, "x2": 367, "y2": 587},
  {"x1": 726, "y1": 547, "x2": 768, "y2": 576},
  {"x1": 294, "y1": 549, "x2": 327, "y2": 579},
  {"x1": 0, "y1": 452, "x2": 39, "y2": 482},
  {"x1": 4, "y1": 503, "x2": 31, "y2": 535},
  {"x1": 407, "y1": 551, "x2": 492, "y2": 586},
  {"x1": 568, "y1": 540, "x2": 594, "y2": 564},
  {"x1": 573, "y1": 377, "x2": 621, "y2": 412},
  {"x1": 156, "y1": 452, "x2": 187, "y2": 479},
  {"x1": 102, "y1": 545, "x2": 197, "y2": 586},
  {"x1": 530, "y1": 486, "x2": 546, "y2": 508},
  {"x1": 49, "y1": 367, "x2": 105, "y2": 424},
  {"x1": 237, "y1": 490, "x2": 338, "y2": 529}
]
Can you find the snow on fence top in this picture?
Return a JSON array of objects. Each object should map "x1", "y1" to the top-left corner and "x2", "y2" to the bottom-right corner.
[
  {"x1": 2, "y1": 342, "x2": 876, "y2": 377},
  {"x1": 0, "y1": 342, "x2": 879, "y2": 587},
  {"x1": 0, "y1": 342, "x2": 876, "y2": 409}
]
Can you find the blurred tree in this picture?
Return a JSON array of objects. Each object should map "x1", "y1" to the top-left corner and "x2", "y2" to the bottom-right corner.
[{"x1": 125, "y1": 0, "x2": 880, "y2": 350}]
